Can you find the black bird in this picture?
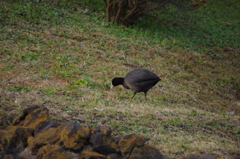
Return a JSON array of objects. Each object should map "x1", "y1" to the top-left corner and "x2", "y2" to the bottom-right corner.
[{"x1": 112, "y1": 69, "x2": 161, "y2": 99}]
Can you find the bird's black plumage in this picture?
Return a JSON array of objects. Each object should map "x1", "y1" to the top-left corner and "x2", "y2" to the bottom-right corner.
[{"x1": 112, "y1": 69, "x2": 161, "y2": 99}]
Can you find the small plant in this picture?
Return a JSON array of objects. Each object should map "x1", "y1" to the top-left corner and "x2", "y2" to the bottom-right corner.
[
  {"x1": 7, "y1": 139, "x2": 11, "y2": 144},
  {"x1": 58, "y1": 71, "x2": 72, "y2": 78},
  {"x1": 189, "y1": 110, "x2": 198, "y2": 116},
  {"x1": 12, "y1": 86, "x2": 31, "y2": 92},
  {"x1": 74, "y1": 76, "x2": 91, "y2": 87},
  {"x1": 7, "y1": 120, "x2": 13, "y2": 126},
  {"x1": 166, "y1": 115, "x2": 182, "y2": 126}
]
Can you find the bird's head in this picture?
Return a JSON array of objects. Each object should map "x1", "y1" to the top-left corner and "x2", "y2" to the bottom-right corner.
[{"x1": 111, "y1": 77, "x2": 124, "y2": 87}]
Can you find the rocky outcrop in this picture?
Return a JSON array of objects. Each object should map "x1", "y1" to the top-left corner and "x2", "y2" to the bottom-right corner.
[{"x1": 0, "y1": 106, "x2": 164, "y2": 159}]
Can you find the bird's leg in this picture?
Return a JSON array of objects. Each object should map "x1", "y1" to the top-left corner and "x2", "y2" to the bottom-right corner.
[
  {"x1": 131, "y1": 92, "x2": 136, "y2": 99},
  {"x1": 144, "y1": 92, "x2": 148, "y2": 100}
]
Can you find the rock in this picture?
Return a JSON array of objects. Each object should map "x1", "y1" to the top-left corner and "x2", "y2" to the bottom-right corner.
[
  {"x1": 90, "y1": 128, "x2": 119, "y2": 156},
  {"x1": 28, "y1": 122, "x2": 90, "y2": 154},
  {"x1": 129, "y1": 144, "x2": 164, "y2": 159},
  {"x1": 59, "y1": 122, "x2": 90, "y2": 151},
  {"x1": 0, "y1": 126, "x2": 34, "y2": 155},
  {"x1": 37, "y1": 144, "x2": 73, "y2": 159},
  {"x1": 23, "y1": 107, "x2": 50, "y2": 128},
  {"x1": 13, "y1": 106, "x2": 50, "y2": 129},
  {"x1": 107, "y1": 153, "x2": 122, "y2": 159},
  {"x1": 80, "y1": 149, "x2": 106, "y2": 159},
  {"x1": 12, "y1": 105, "x2": 41, "y2": 126},
  {"x1": 1, "y1": 154, "x2": 14, "y2": 159},
  {"x1": 35, "y1": 119, "x2": 58, "y2": 134},
  {"x1": 28, "y1": 127, "x2": 59, "y2": 154},
  {"x1": 18, "y1": 147, "x2": 37, "y2": 159},
  {"x1": 118, "y1": 134, "x2": 145, "y2": 158}
]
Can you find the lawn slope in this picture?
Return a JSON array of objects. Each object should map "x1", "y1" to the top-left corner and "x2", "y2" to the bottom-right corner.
[{"x1": 0, "y1": 0, "x2": 239, "y2": 158}]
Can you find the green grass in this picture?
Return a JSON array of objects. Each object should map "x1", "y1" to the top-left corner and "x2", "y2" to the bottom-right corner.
[
  {"x1": 133, "y1": 0, "x2": 240, "y2": 53},
  {"x1": 0, "y1": 0, "x2": 239, "y2": 158}
]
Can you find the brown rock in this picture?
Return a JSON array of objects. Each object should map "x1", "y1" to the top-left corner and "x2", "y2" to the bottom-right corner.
[
  {"x1": 129, "y1": 144, "x2": 163, "y2": 159},
  {"x1": 12, "y1": 105, "x2": 41, "y2": 126},
  {"x1": 118, "y1": 134, "x2": 145, "y2": 158},
  {"x1": 12, "y1": 106, "x2": 50, "y2": 129},
  {"x1": 107, "y1": 153, "x2": 122, "y2": 159},
  {"x1": 2, "y1": 154, "x2": 14, "y2": 159},
  {"x1": 59, "y1": 122, "x2": 90, "y2": 151},
  {"x1": 0, "y1": 126, "x2": 34, "y2": 154},
  {"x1": 80, "y1": 149, "x2": 106, "y2": 159},
  {"x1": 35, "y1": 119, "x2": 58, "y2": 134},
  {"x1": 37, "y1": 144, "x2": 73, "y2": 159},
  {"x1": 90, "y1": 128, "x2": 119, "y2": 156},
  {"x1": 23, "y1": 107, "x2": 50, "y2": 128},
  {"x1": 18, "y1": 147, "x2": 37, "y2": 159},
  {"x1": 28, "y1": 122, "x2": 90, "y2": 154},
  {"x1": 28, "y1": 127, "x2": 59, "y2": 154}
]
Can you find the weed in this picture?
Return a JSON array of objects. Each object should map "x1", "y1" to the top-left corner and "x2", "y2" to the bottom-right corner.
[{"x1": 4, "y1": 85, "x2": 31, "y2": 93}]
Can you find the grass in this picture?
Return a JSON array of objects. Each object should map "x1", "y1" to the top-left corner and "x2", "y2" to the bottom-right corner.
[
  {"x1": 134, "y1": 0, "x2": 240, "y2": 53},
  {"x1": 0, "y1": 0, "x2": 239, "y2": 158}
]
